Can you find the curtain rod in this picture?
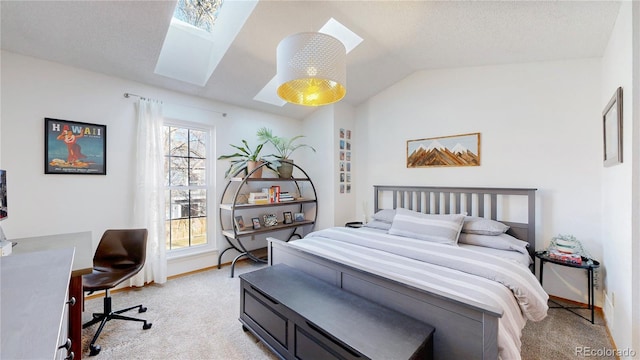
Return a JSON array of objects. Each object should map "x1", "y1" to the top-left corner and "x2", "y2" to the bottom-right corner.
[
  {"x1": 123, "y1": 92, "x2": 148, "y2": 100},
  {"x1": 123, "y1": 92, "x2": 228, "y2": 117}
]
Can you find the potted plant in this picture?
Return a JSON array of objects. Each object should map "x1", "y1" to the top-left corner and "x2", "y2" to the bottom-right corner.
[
  {"x1": 217, "y1": 140, "x2": 267, "y2": 178},
  {"x1": 256, "y1": 127, "x2": 316, "y2": 178}
]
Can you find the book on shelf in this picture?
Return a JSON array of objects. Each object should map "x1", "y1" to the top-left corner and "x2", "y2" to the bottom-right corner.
[
  {"x1": 248, "y1": 192, "x2": 269, "y2": 204},
  {"x1": 269, "y1": 185, "x2": 281, "y2": 203},
  {"x1": 249, "y1": 199, "x2": 269, "y2": 205},
  {"x1": 279, "y1": 192, "x2": 294, "y2": 202}
]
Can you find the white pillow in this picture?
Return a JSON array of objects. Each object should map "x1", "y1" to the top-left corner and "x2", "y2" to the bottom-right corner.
[
  {"x1": 372, "y1": 209, "x2": 396, "y2": 223},
  {"x1": 388, "y1": 208, "x2": 465, "y2": 245},
  {"x1": 362, "y1": 219, "x2": 392, "y2": 231},
  {"x1": 458, "y1": 233, "x2": 529, "y2": 254},
  {"x1": 462, "y1": 216, "x2": 509, "y2": 235}
]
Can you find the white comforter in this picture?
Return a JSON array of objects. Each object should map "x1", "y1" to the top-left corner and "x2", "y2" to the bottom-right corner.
[{"x1": 288, "y1": 227, "x2": 549, "y2": 360}]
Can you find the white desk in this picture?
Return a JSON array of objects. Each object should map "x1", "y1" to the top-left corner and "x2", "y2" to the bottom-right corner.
[
  {"x1": 1, "y1": 248, "x2": 74, "y2": 359},
  {"x1": 11, "y1": 232, "x2": 93, "y2": 277},
  {"x1": 11, "y1": 231, "x2": 93, "y2": 359}
]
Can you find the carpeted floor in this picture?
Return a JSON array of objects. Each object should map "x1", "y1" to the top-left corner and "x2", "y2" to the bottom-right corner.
[
  {"x1": 521, "y1": 298, "x2": 614, "y2": 360},
  {"x1": 82, "y1": 261, "x2": 615, "y2": 359}
]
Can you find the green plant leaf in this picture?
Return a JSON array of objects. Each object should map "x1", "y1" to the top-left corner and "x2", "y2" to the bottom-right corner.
[
  {"x1": 218, "y1": 139, "x2": 266, "y2": 178},
  {"x1": 256, "y1": 127, "x2": 315, "y2": 159},
  {"x1": 217, "y1": 152, "x2": 245, "y2": 160}
]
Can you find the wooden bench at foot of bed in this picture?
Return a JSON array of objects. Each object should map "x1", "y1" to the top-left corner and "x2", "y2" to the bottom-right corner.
[{"x1": 240, "y1": 264, "x2": 435, "y2": 360}]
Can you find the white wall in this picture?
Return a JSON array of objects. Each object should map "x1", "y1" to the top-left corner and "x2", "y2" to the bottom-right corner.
[
  {"x1": 298, "y1": 102, "x2": 357, "y2": 230},
  {"x1": 0, "y1": 51, "x2": 302, "y2": 275},
  {"x1": 333, "y1": 103, "x2": 356, "y2": 226},
  {"x1": 354, "y1": 59, "x2": 604, "y2": 305},
  {"x1": 301, "y1": 106, "x2": 333, "y2": 231},
  {"x1": 633, "y1": 2, "x2": 640, "y2": 356},
  {"x1": 601, "y1": 1, "x2": 636, "y2": 355}
]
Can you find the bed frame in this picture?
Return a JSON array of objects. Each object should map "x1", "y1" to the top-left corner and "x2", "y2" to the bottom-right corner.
[{"x1": 267, "y1": 185, "x2": 537, "y2": 360}]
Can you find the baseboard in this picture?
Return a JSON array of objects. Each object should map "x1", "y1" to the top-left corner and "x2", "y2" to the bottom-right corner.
[
  {"x1": 167, "y1": 249, "x2": 219, "y2": 277},
  {"x1": 548, "y1": 295, "x2": 603, "y2": 312},
  {"x1": 603, "y1": 321, "x2": 620, "y2": 360}
]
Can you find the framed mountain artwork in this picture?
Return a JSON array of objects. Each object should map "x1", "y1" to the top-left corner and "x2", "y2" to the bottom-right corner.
[{"x1": 407, "y1": 133, "x2": 480, "y2": 168}]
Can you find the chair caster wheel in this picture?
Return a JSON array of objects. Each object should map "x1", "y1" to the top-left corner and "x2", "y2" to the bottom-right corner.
[
  {"x1": 89, "y1": 344, "x2": 101, "y2": 356},
  {"x1": 143, "y1": 322, "x2": 152, "y2": 330},
  {"x1": 242, "y1": 325, "x2": 249, "y2": 332},
  {"x1": 139, "y1": 306, "x2": 147, "y2": 313}
]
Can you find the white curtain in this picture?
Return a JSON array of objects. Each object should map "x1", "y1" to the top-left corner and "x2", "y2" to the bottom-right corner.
[{"x1": 130, "y1": 98, "x2": 167, "y2": 286}]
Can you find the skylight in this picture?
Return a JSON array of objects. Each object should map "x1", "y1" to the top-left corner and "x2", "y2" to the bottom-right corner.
[
  {"x1": 173, "y1": 0, "x2": 224, "y2": 34},
  {"x1": 155, "y1": 0, "x2": 257, "y2": 86}
]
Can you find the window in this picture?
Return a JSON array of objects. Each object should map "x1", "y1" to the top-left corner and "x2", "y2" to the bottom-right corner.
[
  {"x1": 173, "y1": 0, "x2": 224, "y2": 34},
  {"x1": 155, "y1": 0, "x2": 256, "y2": 86},
  {"x1": 164, "y1": 124, "x2": 209, "y2": 251}
]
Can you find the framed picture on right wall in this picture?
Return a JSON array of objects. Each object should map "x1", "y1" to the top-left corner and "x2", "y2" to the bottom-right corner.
[{"x1": 603, "y1": 87, "x2": 623, "y2": 167}]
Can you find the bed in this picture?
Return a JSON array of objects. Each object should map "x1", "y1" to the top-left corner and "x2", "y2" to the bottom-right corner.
[{"x1": 267, "y1": 185, "x2": 548, "y2": 360}]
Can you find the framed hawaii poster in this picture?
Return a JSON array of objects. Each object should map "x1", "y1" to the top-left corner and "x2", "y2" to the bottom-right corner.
[{"x1": 44, "y1": 118, "x2": 107, "y2": 175}]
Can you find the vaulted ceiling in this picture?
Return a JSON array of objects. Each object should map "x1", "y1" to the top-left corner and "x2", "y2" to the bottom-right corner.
[{"x1": 1, "y1": 1, "x2": 621, "y2": 119}]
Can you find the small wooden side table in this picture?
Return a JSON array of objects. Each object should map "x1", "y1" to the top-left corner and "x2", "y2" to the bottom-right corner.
[{"x1": 535, "y1": 250, "x2": 600, "y2": 324}]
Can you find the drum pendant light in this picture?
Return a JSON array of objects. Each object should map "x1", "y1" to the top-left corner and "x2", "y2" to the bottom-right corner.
[{"x1": 277, "y1": 32, "x2": 346, "y2": 107}]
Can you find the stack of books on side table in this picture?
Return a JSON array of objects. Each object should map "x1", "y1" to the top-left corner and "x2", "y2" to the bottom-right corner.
[{"x1": 548, "y1": 250, "x2": 583, "y2": 265}]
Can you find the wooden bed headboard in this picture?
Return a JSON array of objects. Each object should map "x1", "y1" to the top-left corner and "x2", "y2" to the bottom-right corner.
[{"x1": 373, "y1": 185, "x2": 537, "y2": 262}]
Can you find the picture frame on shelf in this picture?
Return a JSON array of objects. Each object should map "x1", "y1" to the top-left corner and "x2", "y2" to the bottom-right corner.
[
  {"x1": 234, "y1": 215, "x2": 245, "y2": 230},
  {"x1": 294, "y1": 212, "x2": 305, "y2": 222},
  {"x1": 263, "y1": 214, "x2": 278, "y2": 227},
  {"x1": 251, "y1": 217, "x2": 261, "y2": 230},
  {"x1": 603, "y1": 87, "x2": 623, "y2": 167},
  {"x1": 283, "y1": 211, "x2": 293, "y2": 224}
]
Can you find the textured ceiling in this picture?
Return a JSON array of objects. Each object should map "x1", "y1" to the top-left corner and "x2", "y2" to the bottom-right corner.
[{"x1": 1, "y1": 0, "x2": 622, "y2": 120}]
